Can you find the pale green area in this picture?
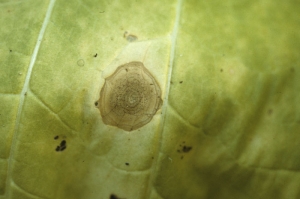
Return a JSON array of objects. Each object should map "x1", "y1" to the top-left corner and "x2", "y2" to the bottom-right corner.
[{"x1": 0, "y1": 0, "x2": 299, "y2": 199}]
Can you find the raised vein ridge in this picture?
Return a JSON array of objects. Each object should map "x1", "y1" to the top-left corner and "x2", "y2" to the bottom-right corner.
[{"x1": 5, "y1": 0, "x2": 56, "y2": 197}]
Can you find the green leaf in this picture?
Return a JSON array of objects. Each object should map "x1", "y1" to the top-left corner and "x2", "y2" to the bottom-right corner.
[{"x1": 1, "y1": 0, "x2": 299, "y2": 199}]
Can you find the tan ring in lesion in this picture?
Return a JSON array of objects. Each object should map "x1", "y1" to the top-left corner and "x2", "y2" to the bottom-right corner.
[{"x1": 96, "y1": 61, "x2": 162, "y2": 131}]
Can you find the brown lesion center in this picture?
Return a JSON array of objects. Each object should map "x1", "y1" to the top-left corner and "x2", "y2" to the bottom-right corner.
[{"x1": 96, "y1": 61, "x2": 162, "y2": 131}]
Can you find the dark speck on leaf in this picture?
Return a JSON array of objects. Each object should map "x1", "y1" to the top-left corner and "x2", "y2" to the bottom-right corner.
[
  {"x1": 60, "y1": 145, "x2": 67, "y2": 151},
  {"x1": 182, "y1": 146, "x2": 192, "y2": 153},
  {"x1": 54, "y1": 135, "x2": 59, "y2": 140},
  {"x1": 220, "y1": 69, "x2": 223, "y2": 72},
  {"x1": 179, "y1": 81, "x2": 183, "y2": 84},
  {"x1": 61, "y1": 140, "x2": 66, "y2": 147},
  {"x1": 110, "y1": 194, "x2": 125, "y2": 199},
  {"x1": 94, "y1": 101, "x2": 98, "y2": 106},
  {"x1": 110, "y1": 194, "x2": 118, "y2": 199},
  {"x1": 268, "y1": 109, "x2": 273, "y2": 115},
  {"x1": 125, "y1": 162, "x2": 129, "y2": 166},
  {"x1": 55, "y1": 146, "x2": 60, "y2": 151},
  {"x1": 9, "y1": 49, "x2": 12, "y2": 52},
  {"x1": 126, "y1": 34, "x2": 138, "y2": 42},
  {"x1": 94, "y1": 53, "x2": 97, "y2": 57},
  {"x1": 55, "y1": 140, "x2": 67, "y2": 152}
]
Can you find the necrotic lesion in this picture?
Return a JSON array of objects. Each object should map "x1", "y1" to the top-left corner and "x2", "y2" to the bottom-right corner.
[{"x1": 98, "y1": 61, "x2": 162, "y2": 131}]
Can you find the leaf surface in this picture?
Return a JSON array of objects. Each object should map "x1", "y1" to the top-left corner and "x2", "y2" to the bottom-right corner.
[{"x1": 0, "y1": 0, "x2": 299, "y2": 199}]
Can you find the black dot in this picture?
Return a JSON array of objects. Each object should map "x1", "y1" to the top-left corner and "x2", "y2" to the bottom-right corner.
[
  {"x1": 110, "y1": 194, "x2": 119, "y2": 199},
  {"x1": 94, "y1": 53, "x2": 98, "y2": 57},
  {"x1": 125, "y1": 162, "x2": 129, "y2": 166},
  {"x1": 182, "y1": 146, "x2": 192, "y2": 153},
  {"x1": 94, "y1": 101, "x2": 98, "y2": 106},
  {"x1": 179, "y1": 81, "x2": 183, "y2": 84},
  {"x1": 60, "y1": 140, "x2": 66, "y2": 147},
  {"x1": 54, "y1": 135, "x2": 59, "y2": 140},
  {"x1": 60, "y1": 145, "x2": 67, "y2": 151},
  {"x1": 55, "y1": 146, "x2": 60, "y2": 151}
]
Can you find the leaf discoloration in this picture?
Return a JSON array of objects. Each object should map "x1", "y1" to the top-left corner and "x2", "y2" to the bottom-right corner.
[{"x1": 97, "y1": 61, "x2": 162, "y2": 131}]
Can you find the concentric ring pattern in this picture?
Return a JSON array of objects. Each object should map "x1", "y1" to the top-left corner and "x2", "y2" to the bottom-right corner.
[{"x1": 97, "y1": 61, "x2": 163, "y2": 131}]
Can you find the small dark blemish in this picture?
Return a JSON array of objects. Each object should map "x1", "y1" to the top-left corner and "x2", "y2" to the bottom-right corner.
[
  {"x1": 150, "y1": 83, "x2": 153, "y2": 85},
  {"x1": 170, "y1": 81, "x2": 173, "y2": 84},
  {"x1": 60, "y1": 145, "x2": 67, "y2": 151},
  {"x1": 268, "y1": 109, "x2": 273, "y2": 115},
  {"x1": 55, "y1": 140, "x2": 67, "y2": 152},
  {"x1": 94, "y1": 53, "x2": 98, "y2": 57},
  {"x1": 9, "y1": 49, "x2": 12, "y2": 52},
  {"x1": 182, "y1": 146, "x2": 192, "y2": 153},
  {"x1": 60, "y1": 140, "x2": 66, "y2": 147},
  {"x1": 125, "y1": 162, "x2": 129, "y2": 166},
  {"x1": 152, "y1": 157, "x2": 154, "y2": 159},
  {"x1": 54, "y1": 135, "x2": 59, "y2": 140},
  {"x1": 24, "y1": 92, "x2": 27, "y2": 96},
  {"x1": 181, "y1": 156, "x2": 184, "y2": 159},
  {"x1": 179, "y1": 81, "x2": 183, "y2": 84},
  {"x1": 110, "y1": 194, "x2": 117, "y2": 199},
  {"x1": 110, "y1": 194, "x2": 124, "y2": 199},
  {"x1": 110, "y1": 37, "x2": 114, "y2": 41},
  {"x1": 125, "y1": 68, "x2": 128, "y2": 72},
  {"x1": 99, "y1": 11, "x2": 105, "y2": 13},
  {"x1": 220, "y1": 69, "x2": 223, "y2": 72},
  {"x1": 126, "y1": 34, "x2": 138, "y2": 42},
  {"x1": 177, "y1": 150, "x2": 181, "y2": 153},
  {"x1": 94, "y1": 101, "x2": 98, "y2": 106},
  {"x1": 290, "y1": 67, "x2": 295, "y2": 72},
  {"x1": 55, "y1": 146, "x2": 60, "y2": 151}
]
